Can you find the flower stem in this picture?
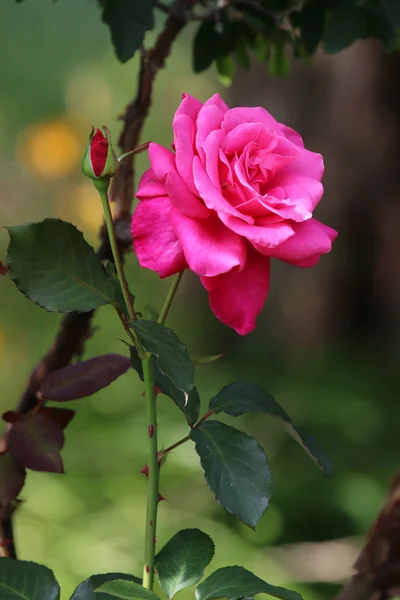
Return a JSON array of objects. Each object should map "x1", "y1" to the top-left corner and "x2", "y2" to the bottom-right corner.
[
  {"x1": 157, "y1": 272, "x2": 184, "y2": 325},
  {"x1": 142, "y1": 354, "x2": 159, "y2": 589},
  {"x1": 97, "y1": 182, "x2": 136, "y2": 322}
]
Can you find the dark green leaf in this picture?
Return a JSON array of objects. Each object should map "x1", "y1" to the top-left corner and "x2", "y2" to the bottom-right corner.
[
  {"x1": 0, "y1": 454, "x2": 26, "y2": 516},
  {"x1": 209, "y1": 382, "x2": 333, "y2": 476},
  {"x1": 268, "y1": 43, "x2": 290, "y2": 77},
  {"x1": 190, "y1": 421, "x2": 272, "y2": 528},
  {"x1": 71, "y1": 572, "x2": 141, "y2": 600},
  {"x1": 96, "y1": 580, "x2": 160, "y2": 600},
  {"x1": 7, "y1": 414, "x2": 64, "y2": 473},
  {"x1": 131, "y1": 345, "x2": 200, "y2": 426},
  {"x1": 130, "y1": 320, "x2": 194, "y2": 397},
  {"x1": 323, "y1": 6, "x2": 367, "y2": 53},
  {"x1": 102, "y1": 0, "x2": 154, "y2": 63},
  {"x1": 6, "y1": 219, "x2": 116, "y2": 313},
  {"x1": 41, "y1": 354, "x2": 131, "y2": 401},
  {"x1": 155, "y1": 529, "x2": 215, "y2": 599},
  {"x1": 195, "y1": 566, "x2": 302, "y2": 600},
  {"x1": 193, "y1": 19, "x2": 233, "y2": 73},
  {"x1": 216, "y1": 55, "x2": 236, "y2": 86},
  {"x1": 299, "y1": 0, "x2": 326, "y2": 54},
  {"x1": 364, "y1": 4, "x2": 398, "y2": 52},
  {"x1": 0, "y1": 558, "x2": 60, "y2": 600}
]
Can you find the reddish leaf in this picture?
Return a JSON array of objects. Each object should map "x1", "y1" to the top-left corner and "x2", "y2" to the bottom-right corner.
[
  {"x1": 41, "y1": 353, "x2": 131, "y2": 401},
  {"x1": 2, "y1": 411, "x2": 23, "y2": 424},
  {"x1": 0, "y1": 453, "x2": 26, "y2": 516},
  {"x1": 7, "y1": 414, "x2": 64, "y2": 473},
  {"x1": 38, "y1": 407, "x2": 75, "y2": 430}
]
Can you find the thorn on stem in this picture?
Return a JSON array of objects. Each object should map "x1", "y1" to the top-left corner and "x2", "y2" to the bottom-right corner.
[
  {"x1": 158, "y1": 493, "x2": 166, "y2": 503},
  {"x1": 148, "y1": 424, "x2": 154, "y2": 438},
  {"x1": 145, "y1": 565, "x2": 150, "y2": 574},
  {"x1": 140, "y1": 464, "x2": 149, "y2": 478}
]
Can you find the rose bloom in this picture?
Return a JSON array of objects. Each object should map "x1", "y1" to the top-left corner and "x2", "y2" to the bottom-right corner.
[{"x1": 131, "y1": 94, "x2": 337, "y2": 334}]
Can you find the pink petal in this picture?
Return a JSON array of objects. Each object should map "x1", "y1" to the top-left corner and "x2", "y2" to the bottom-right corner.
[
  {"x1": 263, "y1": 218, "x2": 337, "y2": 263},
  {"x1": 221, "y1": 106, "x2": 277, "y2": 135},
  {"x1": 223, "y1": 123, "x2": 276, "y2": 156},
  {"x1": 219, "y1": 211, "x2": 295, "y2": 248},
  {"x1": 201, "y1": 247, "x2": 270, "y2": 335},
  {"x1": 202, "y1": 129, "x2": 225, "y2": 190},
  {"x1": 169, "y1": 208, "x2": 247, "y2": 277},
  {"x1": 203, "y1": 93, "x2": 230, "y2": 113},
  {"x1": 175, "y1": 93, "x2": 203, "y2": 121},
  {"x1": 195, "y1": 104, "x2": 225, "y2": 161},
  {"x1": 136, "y1": 168, "x2": 166, "y2": 199},
  {"x1": 192, "y1": 156, "x2": 253, "y2": 223},
  {"x1": 173, "y1": 114, "x2": 198, "y2": 195},
  {"x1": 148, "y1": 143, "x2": 176, "y2": 183},
  {"x1": 277, "y1": 123, "x2": 304, "y2": 148},
  {"x1": 131, "y1": 197, "x2": 187, "y2": 278},
  {"x1": 165, "y1": 170, "x2": 210, "y2": 219}
]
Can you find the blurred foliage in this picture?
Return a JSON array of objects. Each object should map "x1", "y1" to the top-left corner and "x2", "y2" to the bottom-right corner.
[{"x1": 1, "y1": 0, "x2": 399, "y2": 600}]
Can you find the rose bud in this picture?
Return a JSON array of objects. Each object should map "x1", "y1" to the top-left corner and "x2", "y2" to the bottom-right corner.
[{"x1": 82, "y1": 126, "x2": 119, "y2": 181}]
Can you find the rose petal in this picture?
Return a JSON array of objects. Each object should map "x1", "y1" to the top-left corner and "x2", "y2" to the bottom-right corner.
[
  {"x1": 221, "y1": 106, "x2": 278, "y2": 135},
  {"x1": 169, "y1": 207, "x2": 246, "y2": 277},
  {"x1": 201, "y1": 247, "x2": 270, "y2": 335},
  {"x1": 195, "y1": 104, "x2": 226, "y2": 162},
  {"x1": 131, "y1": 197, "x2": 187, "y2": 278},
  {"x1": 223, "y1": 123, "x2": 276, "y2": 156},
  {"x1": 219, "y1": 211, "x2": 295, "y2": 248},
  {"x1": 193, "y1": 156, "x2": 253, "y2": 223},
  {"x1": 136, "y1": 168, "x2": 167, "y2": 199},
  {"x1": 148, "y1": 143, "x2": 177, "y2": 183},
  {"x1": 259, "y1": 218, "x2": 337, "y2": 263},
  {"x1": 278, "y1": 123, "x2": 304, "y2": 148},
  {"x1": 173, "y1": 114, "x2": 198, "y2": 195},
  {"x1": 175, "y1": 93, "x2": 203, "y2": 121},
  {"x1": 165, "y1": 170, "x2": 210, "y2": 219}
]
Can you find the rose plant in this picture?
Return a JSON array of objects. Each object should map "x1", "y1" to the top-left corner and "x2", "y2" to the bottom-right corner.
[{"x1": 0, "y1": 96, "x2": 336, "y2": 599}]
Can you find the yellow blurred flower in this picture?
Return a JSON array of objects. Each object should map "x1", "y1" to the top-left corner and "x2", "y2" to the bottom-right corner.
[
  {"x1": 54, "y1": 181, "x2": 103, "y2": 237},
  {"x1": 17, "y1": 118, "x2": 81, "y2": 180}
]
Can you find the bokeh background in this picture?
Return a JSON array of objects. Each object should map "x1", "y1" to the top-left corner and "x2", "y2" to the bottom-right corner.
[{"x1": 1, "y1": 1, "x2": 400, "y2": 599}]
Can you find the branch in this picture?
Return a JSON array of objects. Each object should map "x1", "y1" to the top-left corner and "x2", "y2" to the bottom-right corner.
[
  {"x1": 335, "y1": 471, "x2": 400, "y2": 600},
  {"x1": 0, "y1": 0, "x2": 198, "y2": 558}
]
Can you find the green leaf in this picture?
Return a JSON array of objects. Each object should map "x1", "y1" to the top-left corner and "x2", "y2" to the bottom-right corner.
[
  {"x1": 6, "y1": 219, "x2": 116, "y2": 313},
  {"x1": 195, "y1": 566, "x2": 302, "y2": 600},
  {"x1": 71, "y1": 572, "x2": 141, "y2": 600},
  {"x1": 364, "y1": 4, "x2": 398, "y2": 52},
  {"x1": 96, "y1": 580, "x2": 160, "y2": 600},
  {"x1": 130, "y1": 320, "x2": 194, "y2": 397},
  {"x1": 102, "y1": 0, "x2": 154, "y2": 63},
  {"x1": 0, "y1": 558, "x2": 60, "y2": 600},
  {"x1": 268, "y1": 43, "x2": 290, "y2": 77},
  {"x1": 216, "y1": 55, "x2": 236, "y2": 87},
  {"x1": 155, "y1": 529, "x2": 215, "y2": 599},
  {"x1": 193, "y1": 19, "x2": 233, "y2": 73},
  {"x1": 209, "y1": 382, "x2": 333, "y2": 477},
  {"x1": 190, "y1": 421, "x2": 272, "y2": 528},
  {"x1": 130, "y1": 346, "x2": 200, "y2": 426},
  {"x1": 323, "y1": 6, "x2": 367, "y2": 54},
  {"x1": 299, "y1": 0, "x2": 326, "y2": 54}
]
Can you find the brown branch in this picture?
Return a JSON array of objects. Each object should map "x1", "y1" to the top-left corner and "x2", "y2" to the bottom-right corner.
[
  {"x1": 335, "y1": 471, "x2": 400, "y2": 600},
  {"x1": 0, "y1": 0, "x2": 198, "y2": 558}
]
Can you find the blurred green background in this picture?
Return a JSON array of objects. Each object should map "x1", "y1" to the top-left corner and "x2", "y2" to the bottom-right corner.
[{"x1": 1, "y1": 1, "x2": 399, "y2": 599}]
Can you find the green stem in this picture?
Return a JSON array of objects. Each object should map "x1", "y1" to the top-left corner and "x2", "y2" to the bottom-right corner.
[
  {"x1": 97, "y1": 182, "x2": 136, "y2": 322},
  {"x1": 157, "y1": 272, "x2": 184, "y2": 325},
  {"x1": 142, "y1": 355, "x2": 159, "y2": 589}
]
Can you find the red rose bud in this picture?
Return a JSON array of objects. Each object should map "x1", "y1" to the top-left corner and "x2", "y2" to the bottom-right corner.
[{"x1": 82, "y1": 126, "x2": 119, "y2": 181}]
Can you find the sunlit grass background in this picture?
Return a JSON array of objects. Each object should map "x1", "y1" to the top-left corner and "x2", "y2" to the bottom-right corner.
[{"x1": 1, "y1": 2, "x2": 399, "y2": 599}]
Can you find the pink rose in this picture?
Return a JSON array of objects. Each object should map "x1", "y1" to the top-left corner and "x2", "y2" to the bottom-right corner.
[{"x1": 131, "y1": 93, "x2": 337, "y2": 335}]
